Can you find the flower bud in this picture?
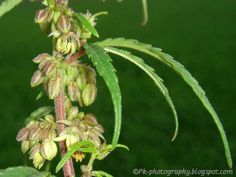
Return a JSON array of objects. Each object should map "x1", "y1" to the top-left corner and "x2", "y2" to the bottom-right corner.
[
  {"x1": 21, "y1": 140, "x2": 30, "y2": 153},
  {"x1": 64, "y1": 97, "x2": 72, "y2": 112},
  {"x1": 43, "y1": 61, "x2": 56, "y2": 76},
  {"x1": 31, "y1": 70, "x2": 43, "y2": 87},
  {"x1": 41, "y1": 140, "x2": 58, "y2": 160},
  {"x1": 76, "y1": 74, "x2": 87, "y2": 90},
  {"x1": 35, "y1": 8, "x2": 50, "y2": 24},
  {"x1": 32, "y1": 53, "x2": 50, "y2": 63},
  {"x1": 84, "y1": 114, "x2": 97, "y2": 126},
  {"x1": 57, "y1": 15, "x2": 71, "y2": 33},
  {"x1": 66, "y1": 134, "x2": 79, "y2": 149},
  {"x1": 67, "y1": 107, "x2": 78, "y2": 120},
  {"x1": 44, "y1": 114, "x2": 55, "y2": 124},
  {"x1": 82, "y1": 84, "x2": 97, "y2": 106},
  {"x1": 68, "y1": 82, "x2": 78, "y2": 101},
  {"x1": 85, "y1": 66, "x2": 96, "y2": 85},
  {"x1": 33, "y1": 152, "x2": 45, "y2": 169},
  {"x1": 29, "y1": 140, "x2": 39, "y2": 148},
  {"x1": 48, "y1": 74, "x2": 61, "y2": 99},
  {"x1": 72, "y1": 151, "x2": 85, "y2": 162},
  {"x1": 28, "y1": 127, "x2": 42, "y2": 141},
  {"x1": 76, "y1": 89, "x2": 83, "y2": 107},
  {"x1": 16, "y1": 128, "x2": 29, "y2": 142}
]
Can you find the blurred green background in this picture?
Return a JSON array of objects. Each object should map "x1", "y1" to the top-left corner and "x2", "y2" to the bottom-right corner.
[{"x1": 0, "y1": 0, "x2": 235, "y2": 176}]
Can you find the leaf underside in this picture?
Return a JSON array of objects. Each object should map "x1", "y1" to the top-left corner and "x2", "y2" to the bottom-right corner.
[
  {"x1": 84, "y1": 43, "x2": 122, "y2": 147},
  {"x1": 104, "y1": 46, "x2": 178, "y2": 141},
  {"x1": 0, "y1": 0, "x2": 23, "y2": 18},
  {"x1": 96, "y1": 38, "x2": 232, "y2": 168}
]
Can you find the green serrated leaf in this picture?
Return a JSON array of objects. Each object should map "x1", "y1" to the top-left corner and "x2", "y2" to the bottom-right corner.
[
  {"x1": 56, "y1": 141, "x2": 95, "y2": 173},
  {"x1": 0, "y1": 0, "x2": 23, "y2": 18},
  {"x1": 77, "y1": 13, "x2": 99, "y2": 37},
  {"x1": 104, "y1": 47, "x2": 179, "y2": 141},
  {"x1": 0, "y1": 166, "x2": 54, "y2": 177},
  {"x1": 96, "y1": 38, "x2": 233, "y2": 168},
  {"x1": 25, "y1": 106, "x2": 54, "y2": 124},
  {"x1": 84, "y1": 43, "x2": 121, "y2": 147}
]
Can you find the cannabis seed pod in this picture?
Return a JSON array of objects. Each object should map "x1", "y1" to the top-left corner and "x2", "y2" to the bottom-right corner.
[
  {"x1": 64, "y1": 96, "x2": 72, "y2": 112},
  {"x1": 16, "y1": 128, "x2": 29, "y2": 142},
  {"x1": 41, "y1": 140, "x2": 58, "y2": 160},
  {"x1": 67, "y1": 107, "x2": 78, "y2": 120},
  {"x1": 57, "y1": 0, "x2": 68, "y2": 6},
  {"x1": 35, "y1": 8, "x2": 50, "y2": 24},
  {"x1": 32, "y1": 152, "x2": 45, "y2": 169},
  {"x1": 48, "y1": 74, "x2": 61, "y2": 99},
  {"x1": 85, "y1": 66, "x2": 96, "y2": 85},
  {"x1": 76, "y1": 89, "x2": 83, "y2": 107},
  {"x1": 68, "y1": 81, "x2": 78, "y2": 101},
  {"x1": 48, "y1": 129, "x2": 57, "y2": 140},
  {"x1": 31, "y1": 70, "x2": 43, "y2": 87},
  {"x1": 84, "y1": 114, "x2": 97, "y2": 126},
  {"x1": 82, "y1": 84, "x2": 97, "y2": 106},
  {"x1": 21, "y1": 140, "x2": 30, "y2": 154},
  {"x1": 43, "y1": 61, "x2": 56, "y2": 76},
  {"x1": 56, "y1": 37, "x2": 63, "y2": 53},
  {"x1": 76, "y1": 74, "x2": 87, "y2": 90},
  {"x1": 66, "y1": 134, "x2": 79, "y2": 149},
  {"x1": 28, "y1": 127, "x2": 42, "y2": 141},
  {"x1": 29, "y1": 140, "x2": 39, "y2": 148},
  {"x1": 32, "y1": 53, "x2": 49, "y2": 63},
  {"x1": 57, "y1": 15, "x2": 71, "y2": 33}
]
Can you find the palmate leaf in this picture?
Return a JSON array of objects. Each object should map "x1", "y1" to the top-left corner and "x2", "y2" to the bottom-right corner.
[
  {"x1": 84, "y1": 43, "x2": 122, "y2": 147},
  {"x1": 0, "y1": 0, "x2": 23, "y2": 18},
  {"x1": 0, "y1": 166, "x2": 55, "y2": 177},
  {"x1": 56, "y1": 141, "x2": 96, "y2": 173},
  {"x1": 96, "y1": 38, "x2": 233, "y2": 168},
  {"x1": 104, "y1": 46, "x2": 178, "y2": 141}
]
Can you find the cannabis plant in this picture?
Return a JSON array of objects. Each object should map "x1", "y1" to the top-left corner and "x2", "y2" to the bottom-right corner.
[{"x1": 0, "y1": 0, "x2": 232, "y2": 177}]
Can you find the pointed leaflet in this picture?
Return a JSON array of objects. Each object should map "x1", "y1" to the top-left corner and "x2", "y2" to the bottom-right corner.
[
  {"x1": 84, "y1": 43, "x2": 121, "y2": 147},
  {"x1": 104, "y1": 47, "x2": 178, "y2": 141},
  {"x1": 56, "y1": 141, "x2": 96, "y2": 173},
  {"x1": 96, "y1": 38, "x2": 232, "y2": 168},
  {"x1": 0, "y1": 0, "x2": 23, "y2": 18},
  {"x1": 76, "y1": 13, "x2": 99, "y2": 37}
]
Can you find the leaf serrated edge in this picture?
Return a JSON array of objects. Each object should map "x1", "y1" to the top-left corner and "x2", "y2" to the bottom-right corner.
[
  {"x1": 104, "y1": 46, "x2": 179, "y2": 141},
  {"x1": 96, "y1": 38, "x2": 233, "y2": 168},
  {"x1": 84, "y1": 43, "x2": 122, "y2": 147}
]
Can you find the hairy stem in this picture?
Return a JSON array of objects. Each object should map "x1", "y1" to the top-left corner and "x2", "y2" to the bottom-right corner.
[{"x1": 55, "y1": 91, "x2": 75, "y2": 177}]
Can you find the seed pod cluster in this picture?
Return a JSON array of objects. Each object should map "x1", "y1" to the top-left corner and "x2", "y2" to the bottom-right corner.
[
  {"x1": 54, "y1": 113, "x2": 104, "y2": 162},
  {"x1": 16, "y1": 115, "x2": 58, "y2": 169},
  {"x1": 31, "y1": 53, "x2": 64, "y2": 99},
  {"x1": 67, "y1": 65, "x2": 97, "y2": 107}
]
